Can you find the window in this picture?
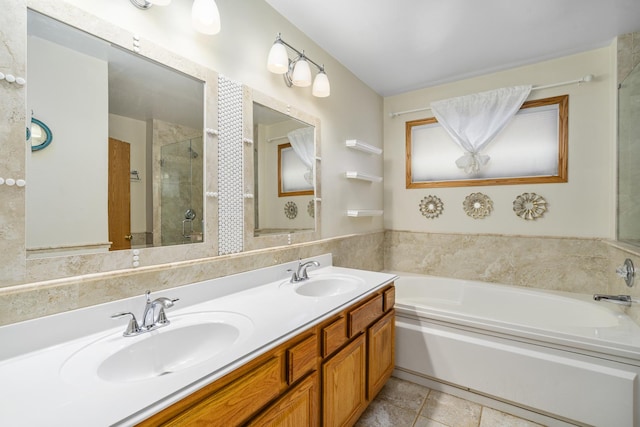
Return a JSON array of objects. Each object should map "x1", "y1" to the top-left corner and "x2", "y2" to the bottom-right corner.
[
  {"x1": 406, "y1": 95, "x2": 568, "y2": 188},
  {"x1": 278, "y1": 143, "x2": 314, "y2": 196}
]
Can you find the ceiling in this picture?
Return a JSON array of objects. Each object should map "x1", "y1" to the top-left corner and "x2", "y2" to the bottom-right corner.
[{"x1": 264, "y1": 0, "x2": 640, "y2": 96}]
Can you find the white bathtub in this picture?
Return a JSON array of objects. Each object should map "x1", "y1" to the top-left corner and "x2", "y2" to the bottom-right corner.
[{"x1": 392, "y1": 274, "x2": 640, "y2": 427}]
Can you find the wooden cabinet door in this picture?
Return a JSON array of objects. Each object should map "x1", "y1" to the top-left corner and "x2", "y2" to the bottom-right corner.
[
  {"x1": 322, "y1": 334, "x2": 367, "y2": 427},
  {"x1": 247, "y1": 373, "x2": 318, "y2": 427},
  {"x1": 367, "y1": 310, "x2": 395, "y2": 400}
]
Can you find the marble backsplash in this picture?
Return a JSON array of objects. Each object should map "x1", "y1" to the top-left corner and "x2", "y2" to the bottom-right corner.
[
  {"x1": 3, "y1": 230, "x2": 640, "y2": 327},
  {"x1": 0, "y1": 232, "x2": 385, "y2": 326},
  {"x1": 384, "y1": 230, "x2": 640, "y2": 324}
]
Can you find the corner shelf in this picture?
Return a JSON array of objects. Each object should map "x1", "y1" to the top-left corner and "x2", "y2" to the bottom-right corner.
[
  {"x1": 345, "y1": 171, "x2": 383, "y2": 183},
  {"x1": 346, "y1": 209, "x2": 383, "y2": 217},
  {"x1": 345, "y1": 139, "x2": 382, "y2": 155}
]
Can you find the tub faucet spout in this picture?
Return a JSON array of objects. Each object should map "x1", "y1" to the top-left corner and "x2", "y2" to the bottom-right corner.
[{"x1": 593, "y1": 294, "x2": 632, "y2": 306}]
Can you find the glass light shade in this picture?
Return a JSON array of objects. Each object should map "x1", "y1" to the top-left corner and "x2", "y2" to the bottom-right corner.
[
  {"x1": 312, "y1": 71, "x2": 330, "y2": 97},
  {"x1": 192, "y1": 0, "x2": 221, "y2": 35},
  {"x1": 267, "y1": 42, "x2": 289, "y2": 74},
  {"x1": 150, "y1": 0, "x2": 171, "y2": 5},
  {"x1": 291, "y1": 58, "x2": 312, "y2": 87}
]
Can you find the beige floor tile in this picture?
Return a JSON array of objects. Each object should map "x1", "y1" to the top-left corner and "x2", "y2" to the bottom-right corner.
[
  {"x1": 376, "y1": 376, "x2": 431, "y2": 412},
  {"x1": 479, "y1": 407, "x2": 545, "y2": 427},
  {"x1": 421, "y1": 390, "x2": 482, "y2": 427},
  {"x1": 413, "y1": 415, "x2": 451, "y2": 427},
  {"x1": 355, "y1": 399, "x2": 418, "y2": 427}
]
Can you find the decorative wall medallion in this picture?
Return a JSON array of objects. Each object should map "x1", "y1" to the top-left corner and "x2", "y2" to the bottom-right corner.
[
  {"x1": 419, "y1": 195, "x2": 444, "y2": 219},
  {"x1": 284, "y1": 201, "x2": 298, "y2": 219},
  {"x1": 513, "y1": 193, "x2": 547, "y2": 220},
  {"x1": 307, "y1": 200, "x2": 315, "y2": 218},
  {"x1": 463, "y1": 192, "x2": 493, "y2": 219}
]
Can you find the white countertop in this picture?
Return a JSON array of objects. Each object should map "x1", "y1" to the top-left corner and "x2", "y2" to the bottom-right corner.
[{"x1": 0, "y1": 255, "x2": 396, "y2": 426}]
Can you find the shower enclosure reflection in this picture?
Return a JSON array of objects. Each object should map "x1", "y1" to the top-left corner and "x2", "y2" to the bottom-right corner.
[
  {"x1": 618, "y1": 62, "x2": 640, "y2": 244},
  {"x1": 159, "y1": 137, "x2": 204, "y2": 246}
]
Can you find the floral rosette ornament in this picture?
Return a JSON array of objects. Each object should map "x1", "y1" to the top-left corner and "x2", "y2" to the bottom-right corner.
[
  {"x1": 463, "y1": 192, "x2": 493, "y2": 219},
  {"x1": 284, "y1": 201, "x2": 298, "y2": 219},
  {"x1": 513, "y1": 192, "x2": 547, "y2": 220},
  {"x1": 419, "y1": 195, "x2": 444, "y2": 219}
]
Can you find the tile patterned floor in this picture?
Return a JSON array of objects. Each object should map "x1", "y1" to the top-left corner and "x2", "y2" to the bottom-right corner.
[{"x1": 356, "y1": 377, "x2": 545, "y2": 427}]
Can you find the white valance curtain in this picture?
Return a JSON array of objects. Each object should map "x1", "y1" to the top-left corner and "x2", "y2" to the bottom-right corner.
[
  {"x1": 287, "y1": 127, "x2": 315, "y2": 184},
  {"x1": 430, "y1": 85, "x2": 532, "y2": 174}
]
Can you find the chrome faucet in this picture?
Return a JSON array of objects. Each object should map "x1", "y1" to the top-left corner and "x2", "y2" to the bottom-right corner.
[
  {"x1": 290, "y1": 260, "x2": 320, "y2": 283},
  {"x1": 593, "y1": 294, "x2": 632, "y2": 306},
  {"x1": 112, "y1": 291, "x2": 179, "y2": 337}
]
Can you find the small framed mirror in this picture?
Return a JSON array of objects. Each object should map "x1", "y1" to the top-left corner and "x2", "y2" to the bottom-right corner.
[{"x1": 28, "y1": 117, "x2": 53, "y2": 151}]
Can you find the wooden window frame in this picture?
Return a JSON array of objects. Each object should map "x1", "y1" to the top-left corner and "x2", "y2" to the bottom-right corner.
[
  {"x1": 406, "y1": 95, "x2": 568, "y2": 188},
  {"x1": 278, "y1": 142, "x2": 314, "y2": 197}
]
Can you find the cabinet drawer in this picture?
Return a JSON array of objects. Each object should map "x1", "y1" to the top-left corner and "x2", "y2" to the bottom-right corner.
[
  {"x1": 383, "y1": 286, "x2": 395, "y2": 312},
  {"x1": 163, "y1": 357, "x2": 282, "y2": 426},
  {"x1": 322, "y1": 316, "x2": 348, "y2": 357},
  {"x1": 348, "y1": 294, "x2": 383, "y2": 337},
  {"x1": 287, "y1": 334, "x2": 318, "y2": 385}
]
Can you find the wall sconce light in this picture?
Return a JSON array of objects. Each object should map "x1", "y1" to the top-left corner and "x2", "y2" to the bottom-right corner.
[
  {"x1": 129, "y1": 0, "x2": 220, "y2": 35},
  {"x1": 267, "y1": 33, "x2": 330, "y2": 98}
]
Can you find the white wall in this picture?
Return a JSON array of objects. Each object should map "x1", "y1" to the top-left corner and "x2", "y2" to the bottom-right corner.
[
  {"x1": 383, "y1": 47, "x2": 616, "y2": 238},
  {"x1": 26, "y1": 36, "x2": 108, "y2": 250},
  {"x1": 62, "y1": 0, "x2": 385, "y2": 239},
  {"x1": 108, "y1": 114, "x2": 148, "y2": 234}
]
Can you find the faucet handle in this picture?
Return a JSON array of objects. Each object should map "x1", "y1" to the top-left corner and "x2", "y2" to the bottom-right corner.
[
  {"x1": 111, "y1": 312, "x2": 142, "y2": 336},
  {"x1": 151, "y1": 297, "x2": 179, "y2": 326},
  {"x1": 616, "y1": 258, "x2": 635, "y2": 287}
]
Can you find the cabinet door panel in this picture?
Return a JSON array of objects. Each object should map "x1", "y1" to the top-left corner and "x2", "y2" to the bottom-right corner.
[
  {"x1": 323, "y1": 335, "x2": 367, "y2": 427},
  {"x1": 248, "y1": 373, "x2": 318, "y2": 427},
  {"x1": 367, "y1": 310, "x2": 395, "y2": 399}
]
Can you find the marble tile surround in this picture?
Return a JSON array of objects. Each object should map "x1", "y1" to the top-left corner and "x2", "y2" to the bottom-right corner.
[
  {"x1": 4, "y1": 230, "x2": 640, "y2": 327},
  {"x1": 385, "y1": 231, "x2": 640, "y2": 325}
]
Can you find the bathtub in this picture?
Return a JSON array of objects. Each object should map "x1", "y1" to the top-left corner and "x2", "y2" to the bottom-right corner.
[{"x1": 392, "y1": 274, "x2": 640, "y2": 427}]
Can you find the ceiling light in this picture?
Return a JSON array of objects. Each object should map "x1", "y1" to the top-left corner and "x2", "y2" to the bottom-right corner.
[{"x1": 267, "y1": 33, "x2": 330, "y2": 98}]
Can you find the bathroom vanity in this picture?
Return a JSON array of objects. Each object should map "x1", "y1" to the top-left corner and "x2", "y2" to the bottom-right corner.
[
  {"x1": 0, "y1": 254, "x2": 396, "y2": 426},
  {"x1": 140, "y1": 281, "x2": 395, "y2": 426}
]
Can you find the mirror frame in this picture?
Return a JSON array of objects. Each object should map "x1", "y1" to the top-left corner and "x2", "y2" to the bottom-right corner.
[
  {"x1": 14, "y1": 1, "x2": 219, "y2": 284},
  {"x1": 244, "y1": 89, "x2": 321, "y2": 251},
  {"x1": 28, "y1": 117, "x2": 53, "y2": 152}
]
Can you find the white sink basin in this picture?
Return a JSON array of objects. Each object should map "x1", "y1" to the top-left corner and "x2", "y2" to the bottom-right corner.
[
  {"x1": 293, "y1": 274, "x2": 366, "y2": 297},
  {"x1": 61, "y1": 311, "x2": 254, "y2": 384}
]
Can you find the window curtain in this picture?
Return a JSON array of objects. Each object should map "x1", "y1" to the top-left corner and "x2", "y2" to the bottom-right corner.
[
  {"x1": 430, "y1": 85, "x2": 532, "y2": 174},
  {"x1": 287, "y1": 127, "x2": 315, "y2": 184}
]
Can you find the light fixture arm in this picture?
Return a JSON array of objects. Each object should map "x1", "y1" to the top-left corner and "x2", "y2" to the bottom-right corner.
[
  {"x1": 275, "y1": 34, "x2": 325, "y2": 73},
  {"x1": 130, "y1": 0, "x2": 152, "y2": 10}
]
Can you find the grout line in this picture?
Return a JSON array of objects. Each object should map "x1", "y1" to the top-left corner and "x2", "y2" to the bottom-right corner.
[{"x1": 411, "y1": 388, "x2": 431, "y2": 427}]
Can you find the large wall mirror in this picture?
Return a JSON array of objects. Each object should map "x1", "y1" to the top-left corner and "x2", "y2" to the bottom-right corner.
[
  {"x1": 26, "y1": 9, "x2": 205, "y2": 257},
  {"x1": 253, "y1": 103, "x2": 315, "y2": 235},
  {"x1": 245, "y1": 92, "x2": 321, "y2": 250}
]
